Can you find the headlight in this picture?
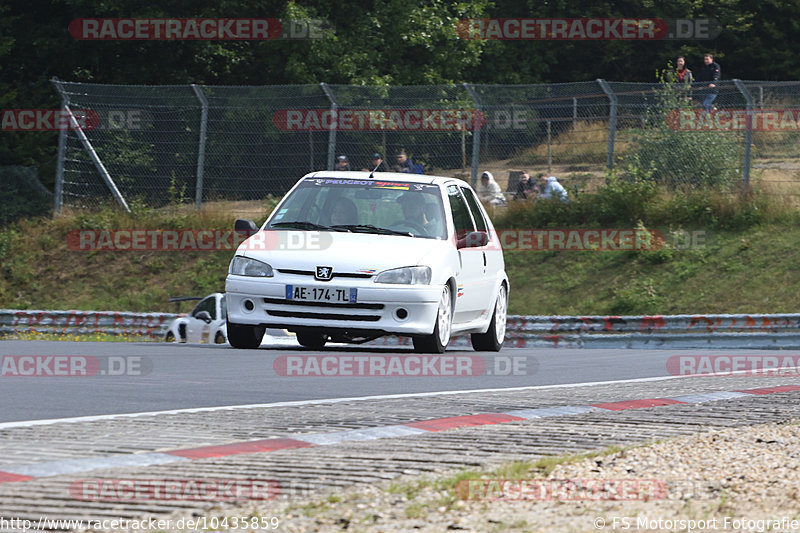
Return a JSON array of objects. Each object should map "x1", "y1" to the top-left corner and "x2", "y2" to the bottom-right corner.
[
  {"x1": 374, "y1": 266, "x2": 431, "y2": 285},
  {"x1": 229, "y1": 256, "x2": 274, "y2": 277}
]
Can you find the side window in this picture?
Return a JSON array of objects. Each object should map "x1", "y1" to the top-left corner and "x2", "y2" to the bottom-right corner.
[
  {"x1": 422, "y1": 194, "x2": 447, "y2": 239},
  {"x1": 447, "y1": 185, "x2": 475, "y2": 238},
  {"x1": 192, "y1": 297, "x2": 216, "y2": 320},
  {"x1": 461, "y1": 187, "x2": 487, "y2": 232}
]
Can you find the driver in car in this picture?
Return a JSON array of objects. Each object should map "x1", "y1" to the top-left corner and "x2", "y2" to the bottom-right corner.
[
  {"x1": 329, "y1": 197, "x2": 359, "y2": 226},
  {"x1": 396, "y1": 193, "x2": 431, "y2": 235}
]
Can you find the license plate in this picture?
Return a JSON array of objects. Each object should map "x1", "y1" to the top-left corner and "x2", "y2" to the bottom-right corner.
[{"x1": 285, "y1": 285, "x2": 357, "y2": 303}]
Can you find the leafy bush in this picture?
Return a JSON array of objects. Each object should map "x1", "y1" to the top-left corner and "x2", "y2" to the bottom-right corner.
[
  {"x1": 624, "y1": 78, "x2": 743, "y2": 190},
  {"x1": 493, "y1": 171, "x2": 792, "y2": 231}
]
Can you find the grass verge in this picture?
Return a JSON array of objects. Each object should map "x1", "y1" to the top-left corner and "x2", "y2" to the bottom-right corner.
[{"x1": 1, "y1": 188, "x2": 799, "y2": 315}]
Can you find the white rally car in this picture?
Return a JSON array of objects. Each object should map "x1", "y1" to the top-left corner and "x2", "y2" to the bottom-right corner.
[
  {"x1": 165, "y1": 293, "x2": 227, "y2": 344},
  {"x1": 225, "y1": 171, "x2": 509, "y2": 353}
]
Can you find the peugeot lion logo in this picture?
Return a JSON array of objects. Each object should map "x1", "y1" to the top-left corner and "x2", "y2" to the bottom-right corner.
[{"x1": 315, "y1": 266, "x2": 333, "y2": 281}]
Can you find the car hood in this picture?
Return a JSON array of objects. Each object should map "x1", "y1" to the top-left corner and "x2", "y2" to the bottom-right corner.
[{"x1": 235, "y1": 231, "x2": 450, "y2": 273}]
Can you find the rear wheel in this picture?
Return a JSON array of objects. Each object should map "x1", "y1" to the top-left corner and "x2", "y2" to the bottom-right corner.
[
  {"x1": 471, "y1": 284, "x2": 507, "y2": 352},
  {"x1": 165, "y1": 331, "x2": 175, "y2": 343},
  {"x1": 413, "y1": 284, "x2": 452, "y2": 354},
  {"x1": 227, "y1": 321, "x2": 265, "y2": 349},
  {"x1": 214, "y1": 331, "x2": 227, "y2": 344},
  {"x1": 296, "y1": 330, "x2": 328, "y2": 350}
]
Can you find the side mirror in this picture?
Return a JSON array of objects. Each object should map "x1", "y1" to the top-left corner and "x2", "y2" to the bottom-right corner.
[
  {"x1": 235, "y1": 219, "x2": 259, "y2": 237},
  {"x1": 195, "y1": 311, "x2": 212, "y2": 323},
  {"x1": 457, "y1": 231, "x2": 489, "y2": 249}
]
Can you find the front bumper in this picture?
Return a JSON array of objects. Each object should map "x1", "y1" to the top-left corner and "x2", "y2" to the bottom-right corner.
[{"x1": 225, "y1": 275, "x2": 441, "y2": 336}]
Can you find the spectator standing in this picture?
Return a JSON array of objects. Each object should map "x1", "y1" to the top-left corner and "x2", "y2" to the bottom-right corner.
[
  {"x1": 478, "y1": 171, "x2": 506, "y2": 206},
  {"x1": 396, "y1": 149, "x2": 423, "y2": 174},
  {"x1": 673, "y1": 56, "x2": 693, "y2": 101},
  {"x1": 367, "y1": 153, "x2": 388, "y2": 172},
  {"x1": 336, "y1": 155, "x2": 352, "y2": 171},
  {"x1": 695, "y1": 53, "x2": 721, "y2": 113},
  {"x1": 538, "y1": 174, "x2": 568, "y2": 202},
  {"x1": 673, "y1": 56, "x2": 693, "y2": 84}
]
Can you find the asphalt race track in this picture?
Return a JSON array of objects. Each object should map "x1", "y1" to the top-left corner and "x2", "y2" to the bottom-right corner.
[{"x1": 2, "y1": 340, "x2": 799, "y2": 423}]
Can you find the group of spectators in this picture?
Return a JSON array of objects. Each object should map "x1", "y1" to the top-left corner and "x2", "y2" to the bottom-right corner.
[
  {"x1": 670, "y1": 53, "x2": 721, "y2": 112},
  {"x1": 478, "y1": 171, "x2": 568, "y2": 206},
  {"x1": 335, "y1": 150, "x2": 424, "y2": 174}
]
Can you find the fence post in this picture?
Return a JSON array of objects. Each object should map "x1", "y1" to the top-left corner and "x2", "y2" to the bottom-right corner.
[
  {"x1": 597, "y1": 79, "x2": 617, "y2": 170},
  {"x1": 573, "y1": 97, "x2": 578, "y2": 124},
  {"x1": 733, "y1": 79, "x2": 753, "y2": 190},
  {"x1": 309, "y1": 132, "x2": 314, "y2": 171},
  {"x1": 191, "y1": 84, "x2": 209, "y2": 209},
  {"x1": 51, "y1": 78, "x2": 67, "y2": 215},
  {"x1": 546, "y1": 120, "x2": 552, "y2": 174},
  {"x1": 320, "y1": 83, "x2": 338, "y2": 171},
  {"x1": 463, "y1": 83, "x2": 482, "y2": 187},
  {"x1": 64, "y1": 105, "x2": 130, "y2": 212}
]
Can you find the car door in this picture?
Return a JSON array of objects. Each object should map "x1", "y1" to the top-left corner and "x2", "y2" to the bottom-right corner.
[
  {"x1": 446, "y1": 184, "x2": 485, "y2": 323},
  {"x1": 186, "y1": 296, "x2": 216, "y2": 343},
  {"x1": 460, "y1": 186, "x2": 499, "y2": 312}
]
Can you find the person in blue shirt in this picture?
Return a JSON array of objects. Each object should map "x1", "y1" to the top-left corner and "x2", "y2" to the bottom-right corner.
[
  {"x1": 538, "y1": 174, "x2": 568, "y2": 202},
  {"x1": 395, "y1": 149, "x2": 423, "y2": 174}
]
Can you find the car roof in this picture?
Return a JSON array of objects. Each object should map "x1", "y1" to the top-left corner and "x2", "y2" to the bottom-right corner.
[{"x1": 303, "y1": 170, "x2": 470, "y2": 188}]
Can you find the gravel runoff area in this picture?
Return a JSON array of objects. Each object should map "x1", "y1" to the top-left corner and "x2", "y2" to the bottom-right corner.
[{"x1": 93, "y1": 419, "x2": 800, "y2": 533}]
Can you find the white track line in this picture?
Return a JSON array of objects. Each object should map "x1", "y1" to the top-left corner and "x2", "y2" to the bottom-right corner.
[{"x1": 1, "y1": 369, "x2": 796, "y2": 430}]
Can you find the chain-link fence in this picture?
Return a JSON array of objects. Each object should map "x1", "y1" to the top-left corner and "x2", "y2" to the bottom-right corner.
[{"x1": 52, "y1": 78, "x2": 800, "y2": 212}]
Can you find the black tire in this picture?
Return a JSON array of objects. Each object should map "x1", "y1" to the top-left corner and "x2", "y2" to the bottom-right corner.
[
  {"x1": 296, "y1": 330, "x2": 328, "y2": 350},
  {"x1": 165, "y1": 331, "x2": 175, "y2": 343},
  {"x1": 214, "y1": 331, "x2": 226, "y2": 344},
  {"x1": 412, "y1": 284, "x2": 452, "y2": 354},
  {"x1": 471, "y1": 284, "x2": 507, "y2": 352},
  {"x1": 227, "y1": 321, "x2": 265, "y2": 349}
]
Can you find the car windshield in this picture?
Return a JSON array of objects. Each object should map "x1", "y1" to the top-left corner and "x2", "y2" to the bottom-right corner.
[{"x1": 266, "y1": 177, "x2": 448, "y2": 239}]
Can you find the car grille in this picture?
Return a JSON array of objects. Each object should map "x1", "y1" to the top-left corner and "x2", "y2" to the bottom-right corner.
[
  {"x1": 276, "y1": 269, "x2": 373, "y2": 279},
  {"x1": 262, "y1": 298, "x2": 384, "y2": 322},
  {"x1": 262, "y1": 298, "x2": 383, "y2": 310},
  {"x1": 266, "y1": 310, "x2": 381, "y2": 322}
]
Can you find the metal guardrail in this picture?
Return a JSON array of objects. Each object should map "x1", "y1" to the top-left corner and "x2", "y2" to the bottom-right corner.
[
  {"x1": 0, "y1": 309, "x2": 180, "y2": 339},
  {"x1": 507, "y1": 313, "x2": 800, "y2": 333},
  {"x1": 2, "y1": 310, "x2": 799, "y2": 348}
]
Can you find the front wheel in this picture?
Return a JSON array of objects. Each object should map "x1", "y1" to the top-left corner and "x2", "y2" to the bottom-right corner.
[
  {"x1": 413, "y1": 284, "x2": 452, "y2": 354},
  {"x1": 296, "y1": 330, "x2": 328, "y2": 350},
  {"x1": 227, "y1": 321, "x2": 265, "y2": 349},
  {"x1": 471, "y1": 284, "x2": 507, "y2": 352}
]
